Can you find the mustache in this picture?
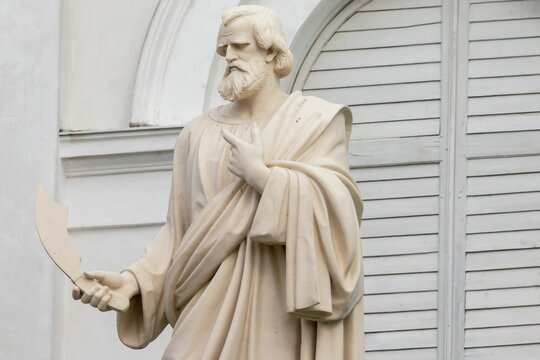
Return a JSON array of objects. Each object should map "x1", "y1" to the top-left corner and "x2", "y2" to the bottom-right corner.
[{"x1": 225, "y1": 61, "x2": 249, "y2": 75}]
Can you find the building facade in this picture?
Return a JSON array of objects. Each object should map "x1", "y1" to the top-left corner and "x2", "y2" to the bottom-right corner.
[{"x1": 2, "y1": 0, "x2": 540, "y2": 359}]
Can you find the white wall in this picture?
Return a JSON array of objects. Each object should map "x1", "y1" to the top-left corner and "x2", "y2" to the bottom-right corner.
[
  {"x1": 0, "y1": 0, "x2": 60, "y2": 359},
  {"x1": 59, "y1": 0, "x2": 160, "y2": 131},
  {"x1": 60, "y1": 0, "x2": 324, "y2": 130},
  {"x1": 58, "y1": 128, "x2": 179, "y2": 359}
]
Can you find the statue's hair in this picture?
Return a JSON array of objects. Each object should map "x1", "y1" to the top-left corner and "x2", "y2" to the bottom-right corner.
[{"x1": 219, "y1": 5, "x2": 294, "y2": 78}]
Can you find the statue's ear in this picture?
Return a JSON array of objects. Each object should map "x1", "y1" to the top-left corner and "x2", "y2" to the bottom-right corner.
[{"x1": 265, "y1": 47, "x2": 278, "y2": 63}]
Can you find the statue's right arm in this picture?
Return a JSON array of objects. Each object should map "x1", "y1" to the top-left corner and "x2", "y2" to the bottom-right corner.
[
  {"x1": 71, "y1": 123, "x2": 196, "y2": 314},
  {"x1": 72, "y1": 124, "x2": 194, "y2": 315},
  {"x1": 72, "y1": 270, "x2": 140, "y2": 312}
]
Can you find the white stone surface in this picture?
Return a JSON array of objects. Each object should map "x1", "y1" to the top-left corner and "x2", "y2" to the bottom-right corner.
[
  {"x1": 58, "y1": 128, "x2": 178, "y2": 359},
  {"x1": 59, "y1": 0, "x2": 160, "y2": 131},
  {"x1": 0, "y1": 0, "x2": 60, "y2": 359}
]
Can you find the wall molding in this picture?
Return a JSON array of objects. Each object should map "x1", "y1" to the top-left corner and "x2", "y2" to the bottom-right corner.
[
  {"x1": 130, "y1": 0, "x2": 194, "y2": 126},
  {"x1": 59, "y1": 127, "x2": 181, "y2": 177}
]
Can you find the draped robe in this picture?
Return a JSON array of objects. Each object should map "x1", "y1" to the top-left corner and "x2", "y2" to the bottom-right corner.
[{"x1": 117, "y1": 91, "x2": 365, "y2": 359}]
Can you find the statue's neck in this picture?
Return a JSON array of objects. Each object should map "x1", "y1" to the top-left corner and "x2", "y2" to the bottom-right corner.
[{"x1": 231, "y1": 77, "x2": 288, "y2": 121}]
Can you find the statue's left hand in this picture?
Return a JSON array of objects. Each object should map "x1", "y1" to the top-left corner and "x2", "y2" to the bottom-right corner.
[{"x1": 222, "y1": 124, "x2": 271, "y2": 193}]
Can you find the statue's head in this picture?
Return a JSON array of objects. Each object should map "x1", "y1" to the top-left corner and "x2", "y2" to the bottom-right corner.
[{"x1": 216, "y1": 5, "x2": 294, "y2": 101}]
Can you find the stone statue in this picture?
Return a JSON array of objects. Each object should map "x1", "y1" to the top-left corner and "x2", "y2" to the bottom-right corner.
[{"x1": 72, "y1": 5, "x2": 364, "y2": 359}]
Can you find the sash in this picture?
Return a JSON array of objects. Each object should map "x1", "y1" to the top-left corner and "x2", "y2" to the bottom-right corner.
[{"x1": 163, "y1": 91, "x2": 351, "y2": 325}]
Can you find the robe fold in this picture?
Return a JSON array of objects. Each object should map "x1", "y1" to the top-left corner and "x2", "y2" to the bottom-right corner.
[{"x1": 116, "y1": 91, "x2": 364, "y2": 359}]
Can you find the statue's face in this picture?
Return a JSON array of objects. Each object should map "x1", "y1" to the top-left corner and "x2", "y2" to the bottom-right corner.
[
  {"x1": 217, "y1": 18, "x2": 270, "y2": 101},
  {"x1": 217, "y1": 17, "x2": 267, "y2": 71}
]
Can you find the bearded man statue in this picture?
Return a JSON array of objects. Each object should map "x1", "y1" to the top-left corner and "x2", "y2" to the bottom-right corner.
[{"x1": 73, "y1": 5, "x2": 365, "y2": 360}]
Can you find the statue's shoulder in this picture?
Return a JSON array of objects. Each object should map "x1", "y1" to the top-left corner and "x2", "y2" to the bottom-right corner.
[
  {"x1": 188, "y1": 112, "x2": 212, "y2": 128},
  {"x1": 182, "y1": 111, "x2": 213, "y2": 132},
  {"x1": 297, "y1": 92, "x2": 335, "y2": 108},
  {"x1": 176, "y1": 113, "x2": 211, "y2": 145},
  {"x1": 293, "y1": 91, "x2": 352, "y2": 124}
]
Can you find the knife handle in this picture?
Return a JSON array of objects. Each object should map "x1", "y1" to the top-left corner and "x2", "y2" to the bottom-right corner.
[{"x1": 74, "y1": 276, "x2": 130, "y2": 313}]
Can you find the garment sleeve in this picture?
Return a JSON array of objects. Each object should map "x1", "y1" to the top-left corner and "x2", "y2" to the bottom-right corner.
[
  {"x1": 116, "y1": 127, "x2": 191, "y2": 348},
  {"x1": 249, "y1": 111, "x2": 363, "y2": 321}
]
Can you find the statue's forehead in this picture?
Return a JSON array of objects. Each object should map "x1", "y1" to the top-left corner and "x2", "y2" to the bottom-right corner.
[{"x1": 217, "y1": 18, "x2": 253, "y2": 44}]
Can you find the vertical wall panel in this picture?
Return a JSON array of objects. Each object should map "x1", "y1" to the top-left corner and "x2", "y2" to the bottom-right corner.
[{"x1": 464, "y1": 0, "x2": 540, "y2": 358}]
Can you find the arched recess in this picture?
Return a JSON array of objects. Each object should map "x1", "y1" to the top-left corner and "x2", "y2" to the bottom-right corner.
[
  {"x1": 130, "y1": 0, "x2": 195, "y2": 126},
  {"x1": 284, "y1": 0, "x2": 360, "y2": 92},
  {"x1": 293, "y1": 0, "x2": 446, "y2": 358},
  {"x1": 132, "y1": 0, "x2": 327, "y2": 126},
  {"x1": 130, "y1": 0, "x2": 240, "y2": 127}
]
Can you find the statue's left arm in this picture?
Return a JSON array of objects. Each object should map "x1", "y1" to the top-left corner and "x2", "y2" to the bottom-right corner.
[{"x1": 249, "y1": 109, "x2": 364, "y2": 321}]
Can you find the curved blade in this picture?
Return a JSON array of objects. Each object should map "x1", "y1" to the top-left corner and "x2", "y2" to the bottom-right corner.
[
  {"x1": 35, "y1": 184, "x2": 84, "y2": 282},
  {"x1": 34, "y1": 184, "x2": 130, "y2": 312}
]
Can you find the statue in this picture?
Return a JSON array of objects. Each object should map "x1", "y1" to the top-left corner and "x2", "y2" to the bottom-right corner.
[{"x1": 69, "y1": 5, "x2": 364, "y2": 359}]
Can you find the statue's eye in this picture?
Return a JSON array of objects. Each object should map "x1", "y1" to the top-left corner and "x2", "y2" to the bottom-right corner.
[
  {"x1": 233, "y1": 42, "x2": 249, "y2": 49},
  {"x1": 217, "y1": 45, "x2": 227, "y2": 56}
]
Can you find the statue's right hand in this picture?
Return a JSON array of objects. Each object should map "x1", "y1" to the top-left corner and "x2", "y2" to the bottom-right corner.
[{"x1": 72, "y1": 271, "x2": 139, "y2": 312}]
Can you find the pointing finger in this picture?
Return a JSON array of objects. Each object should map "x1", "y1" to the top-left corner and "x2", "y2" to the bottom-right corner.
[
  {"x1": 222, "y1": 128, "x2": 246, "y2": 148},
  {"x1": 251, "y1": 123, "x2": 262, "y2": 147},
  {"x1": 221, "y1": 128, "x2": 237, "y2": 146}
]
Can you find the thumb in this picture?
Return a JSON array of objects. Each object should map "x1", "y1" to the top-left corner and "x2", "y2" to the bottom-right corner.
[
  {"x1": 251, "y1": 123, "x2": 262, "y2": 147},
  {"x1": 84, "y1": 271, "x2": 123, "y2": 288}
]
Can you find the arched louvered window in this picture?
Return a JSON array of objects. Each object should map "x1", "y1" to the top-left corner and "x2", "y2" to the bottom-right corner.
[{"x1": 292, "y1": 0, "x2": 540, "y2": 358}]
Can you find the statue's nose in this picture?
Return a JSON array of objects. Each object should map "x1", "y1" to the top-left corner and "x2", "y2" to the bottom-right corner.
[{"x1": 225, "y1": 47, "x2": 238, "y2": 62}]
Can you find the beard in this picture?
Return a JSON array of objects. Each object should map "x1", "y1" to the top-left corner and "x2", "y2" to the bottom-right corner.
[{"x1": 218, "y1": 58, "x2": 267, "y2": 102}]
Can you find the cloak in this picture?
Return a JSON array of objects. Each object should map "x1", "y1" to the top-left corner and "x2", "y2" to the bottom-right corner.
[{"x1": 117, "y1": 91, "x2": 364, "y2": 359}]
